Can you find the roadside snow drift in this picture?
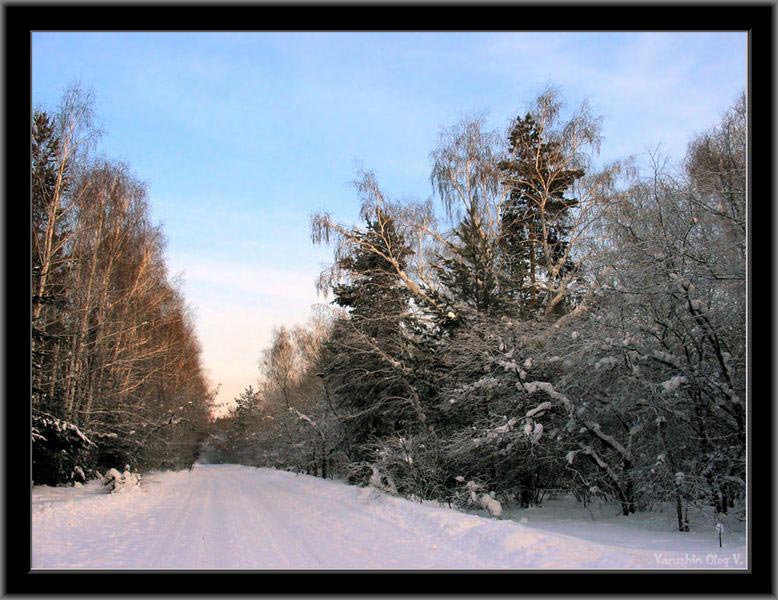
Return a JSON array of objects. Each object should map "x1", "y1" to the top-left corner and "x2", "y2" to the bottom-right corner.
[{"x1": 32, "y1": 464, "x2": 746, "y2": 570}]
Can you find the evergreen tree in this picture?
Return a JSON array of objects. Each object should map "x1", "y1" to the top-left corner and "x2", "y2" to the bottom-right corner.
[
  {"x1": 332, "y1": 208, "x2": 412, "y2": 335},
  {"x1": 32, "y1": 112, "x2": 64, "y2": 250},
  {"x1": 434, "y1": 201, "x2": 503, "y2": 317},
  {"x1": 324, "y1": 207, "x2": 426, "y2": 472},
  {"x1": 499, "y1": 113, "x2": 584, "y2": 315},
  {"x1": 427, "y1": 116, "x2": 507, "y2": 325},
  {"x1": 31, "y1": 111, "x2": 70, "y2": 416},
  {"x1": 234, "y1": 385, "x2": 260, "y2": 416}
]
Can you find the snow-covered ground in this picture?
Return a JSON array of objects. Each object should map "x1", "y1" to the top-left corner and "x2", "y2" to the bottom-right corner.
[{"x1": 32, "y1": 464, "x2": 747, "y2": 570}]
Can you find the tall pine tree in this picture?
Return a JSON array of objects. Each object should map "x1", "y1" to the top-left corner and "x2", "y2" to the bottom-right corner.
[
  {"x1": 433, "y1": 201, "x2": 503, "y2": 317},
  {"x1": 324, "y1": 207, "x2": 427, "y2": 470},
  {"x1": 499, "y1": 113, "x2": 584, "y2": 316},
  {"x1": 429, "y1": 117, "x2": 506, "y2": 322},
  {"x1": 32, "y1": 111, "x2": 70, "y2": 416}
]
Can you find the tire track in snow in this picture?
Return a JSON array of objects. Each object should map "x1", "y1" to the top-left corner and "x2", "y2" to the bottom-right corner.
[
  {"x1": 260, "y1": 482, "x2": 430, "y2": 568},
  {"x1": 214, "y1": 472, "x2": 259, "y2": 569},
  {"x1": 224, "y1": 468, "x2": 321, "y2": 569},
  {"x1": 146, "y1": 471, "x2": 205, "y2": 568},
  {"x1": 232, "y1": 469, "x2": 483, "y2": 569}
]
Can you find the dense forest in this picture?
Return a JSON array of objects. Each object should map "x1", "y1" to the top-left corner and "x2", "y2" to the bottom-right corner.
[
  {"x1": 32, "y1": 87, "x2": 213, "y2": 485},
  {"x1": 206, "y1": 88, "x2": 746, "y2": 531}
]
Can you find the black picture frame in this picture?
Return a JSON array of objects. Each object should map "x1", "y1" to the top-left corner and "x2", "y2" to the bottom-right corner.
[{"x1": 5, "y1": 3, "x2": 772, "y2": 596}]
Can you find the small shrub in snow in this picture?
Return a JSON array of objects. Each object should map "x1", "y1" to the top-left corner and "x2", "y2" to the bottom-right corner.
[
  {"x1": 101, "y1": 467, "x2": 141, "y2": 493},
  {"x1": 461, "y1": 480, "x2": 502, "y2": 518},
  {"x1": 479, "y1": 494, "x2": 503, "y2": 518},
  {"x1": 71, "y1": 466, "x2": 86, "y2": 484},
  {"x1": 368, "y1": 465, "x2": 398, "y2": 495}
]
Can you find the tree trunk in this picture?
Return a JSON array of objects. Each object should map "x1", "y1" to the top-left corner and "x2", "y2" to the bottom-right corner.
[
  {"x1": 675, "y1": 494, "x2": 689, "y2": 532},
  {"x1": 622, "y1": 459, "x2": 636, "y2": 514}
]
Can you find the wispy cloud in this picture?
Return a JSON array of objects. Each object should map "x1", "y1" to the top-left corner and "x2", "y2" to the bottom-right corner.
[{"x1": 474, "y1": 32, "x2": 746, "y2": 166}]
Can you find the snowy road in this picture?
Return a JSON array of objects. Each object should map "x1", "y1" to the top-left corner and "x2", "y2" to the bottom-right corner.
[{"x1": 32, "y1": 464, "x2": 747, "y2": 570}]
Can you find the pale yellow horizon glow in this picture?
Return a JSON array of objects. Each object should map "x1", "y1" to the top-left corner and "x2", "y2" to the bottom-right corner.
[{"x1": 167, "y1": 254, "x2": 332, "y2": 418}]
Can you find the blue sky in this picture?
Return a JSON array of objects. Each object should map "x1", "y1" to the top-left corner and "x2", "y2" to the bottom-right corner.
[{"x1": 32, "y1": 32, "x2": 746, "y2": 413}]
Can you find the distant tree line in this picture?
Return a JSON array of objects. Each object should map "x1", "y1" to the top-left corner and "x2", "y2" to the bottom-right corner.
[
  {"x1": 204, "y1": 88, "x2": 746, "y2": 531},
  {"x1": 32, "y1": 86, "x2": 213, "y2": 485}
]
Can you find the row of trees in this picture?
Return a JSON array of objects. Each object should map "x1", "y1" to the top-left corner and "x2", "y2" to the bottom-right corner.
[
  {"x1": 203, "y1": 315, "x2": 344, "y2": 478},
  {"x1": 208, "y1": 89, "x2": 746, "y2": 530},
  {"x1": 32, "y1": 87, "x2": 213, "y2": 485}
]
